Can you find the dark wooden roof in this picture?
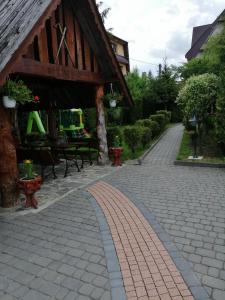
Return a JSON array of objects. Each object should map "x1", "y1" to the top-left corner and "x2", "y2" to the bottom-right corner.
[
  {"x1": 191, "y1": 25, "x2": 211, "y2": 46},
  {"x1": 185, "y1": 10, "x2": 225, "y2": 61},
  {"x1": 0, "y1": 0, "x2": 133, "y2": 106}
]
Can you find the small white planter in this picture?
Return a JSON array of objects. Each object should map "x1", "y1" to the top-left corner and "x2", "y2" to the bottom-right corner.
[
  {"x1": 2, "y1": 96, "x2": 16, "y2": 108},
  {"x1": 109, "y1": 99, "x2": 117, "y2": 108}
]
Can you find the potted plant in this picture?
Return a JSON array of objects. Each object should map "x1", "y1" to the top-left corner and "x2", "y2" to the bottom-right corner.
[
  {"x1": 109, "y1": 135, "x2": 123, "y2": 166},
  {"x1": 1, "y1": 79, "x2": 34, "y2": 108},
  {"x1": 103, "y1": 92, "x2": 122, "y2": 108},
  {"x1": 17, "y1": 160, "x2": 42, "y2": 209}
]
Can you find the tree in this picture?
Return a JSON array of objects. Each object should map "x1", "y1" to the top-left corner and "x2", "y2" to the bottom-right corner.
[{"x1": 177, "y1": 73, "x2": 220, "y2": 122}]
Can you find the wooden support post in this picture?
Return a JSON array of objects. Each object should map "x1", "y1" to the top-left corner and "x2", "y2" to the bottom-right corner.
[
  {"x1": 47, "y1": 108, "x2": 57, "y2": 139},
  {"x1": 95, "y1": 85, "x2": 109, "y2": 165},
  {"x1": 0, "y1": 104, "x2": 18, "y2": 208}
]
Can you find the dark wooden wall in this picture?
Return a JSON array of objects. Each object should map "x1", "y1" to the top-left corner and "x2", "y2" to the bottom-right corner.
[{"x1": 23, "y1": 0, "x2": 99, "y2": 74}]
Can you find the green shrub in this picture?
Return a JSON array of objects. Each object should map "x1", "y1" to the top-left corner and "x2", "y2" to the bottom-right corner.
[
  {"x1": 150, "y1": 114, "x2": 166, "y2": 129},
  {"x1": 156, "y1": 110, "x2": 171, "y2": 122},
  {"x1": 149, "y1": 120, "x2": 160, "y2": 137},
  {"x1": 135, "y1": 119, "x2": 152, "y2": 128},
  {"x1": 123, "y1": 126, "x2": 142, "y2": 153},
  {"x1": 139, "y1": 126, "x2": 152, "y2": 147},
  {"x1": 107, "y1": 126, "x2": 122, "y2": 147}
]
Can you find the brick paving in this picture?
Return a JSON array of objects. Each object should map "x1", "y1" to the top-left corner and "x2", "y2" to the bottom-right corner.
[
  {"x1": 104, "y1": 124, "x2": 225, "y2": 300},
  {"x1": 88, "y1": 181, "x2": 194, "y2": 300}
]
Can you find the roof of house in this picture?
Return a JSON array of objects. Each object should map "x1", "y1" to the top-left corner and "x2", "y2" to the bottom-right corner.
[
  {"x1": 185, "y1": 9, "x2": 225, "y2": 61},
  {"x1": 0, "y1": 0, "x2": 133, "y2": 105}
]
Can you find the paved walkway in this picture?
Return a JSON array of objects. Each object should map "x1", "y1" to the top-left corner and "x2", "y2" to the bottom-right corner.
[
  {"x1": 0, "y1": 124, "x2": 224, "y2": 300},
  {"x1": 104, "y1": 124, "x2": 225, "y2": 300}
]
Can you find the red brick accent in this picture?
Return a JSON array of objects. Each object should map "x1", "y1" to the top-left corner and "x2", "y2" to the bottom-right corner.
[{"x1": 88, "y1": 181, "x2": 194, "y2": 300}]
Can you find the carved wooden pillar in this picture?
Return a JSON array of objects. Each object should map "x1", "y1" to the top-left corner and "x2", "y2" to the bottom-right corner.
[
  {"x1": 0, "y1": 104, "x2": 18, "y2": 207},
  {"x1": 95, "y1": 85, "x2": 109, "y2": 165}
]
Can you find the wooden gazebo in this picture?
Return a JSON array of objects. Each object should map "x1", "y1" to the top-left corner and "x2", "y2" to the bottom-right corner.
[{"x1": 0, "y1": 0, "x2": 133, "y2": 207}]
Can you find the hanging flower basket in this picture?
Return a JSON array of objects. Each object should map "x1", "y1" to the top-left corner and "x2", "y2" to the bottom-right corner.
[
  {"x1": 2, "y1": 96, "x2": 16, "y2": 108},
  {"x1": 1, "y1": 79, "x2": 34, "y2": 108},
  {"x1": 109, "y1": 99, "x2": 117, "y2": 108}
]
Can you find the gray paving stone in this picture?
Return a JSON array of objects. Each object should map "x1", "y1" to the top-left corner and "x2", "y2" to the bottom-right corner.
[{"x1": 212, "y1": 289, "x2": 225, "y2": 300}]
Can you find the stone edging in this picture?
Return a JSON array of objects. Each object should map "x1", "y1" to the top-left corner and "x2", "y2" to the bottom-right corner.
[
  {"x1": 174, "y1": 160, "x2": 225, "y2": 168},
  {"x1": 84, "y1": 190, "x2": 126, "y2": 300},
  {"x1": 138, "y1": 125, "x2": 172, "y2": 165}
]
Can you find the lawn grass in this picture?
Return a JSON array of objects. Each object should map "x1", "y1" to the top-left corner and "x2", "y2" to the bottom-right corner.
[{"x1": 177, "y1": 129, "x2": 225, "y2": 164}]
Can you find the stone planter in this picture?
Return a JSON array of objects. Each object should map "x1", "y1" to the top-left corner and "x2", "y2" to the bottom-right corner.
[
  {"x1": 2, "y1": 96, "x2": 16, "y2": 108},
  {"x1": 17, "y1": 176, "x2": 42, "y2": 209},
  {"x1": 109, "y1": 147, "x2": 123, "y2": 166}
]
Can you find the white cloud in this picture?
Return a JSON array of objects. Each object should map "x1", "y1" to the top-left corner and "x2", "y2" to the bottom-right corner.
[{"x1": 102, "y1": 0, "x2": 224, "y2": 74}]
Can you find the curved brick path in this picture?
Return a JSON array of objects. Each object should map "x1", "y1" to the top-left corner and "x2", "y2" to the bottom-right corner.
[
  {"x1": 104, "y1": 124, "x2": 225, "y2": 300},
  {"x1": 88, "y1": 181, "x2": 194, "y2": 300}
]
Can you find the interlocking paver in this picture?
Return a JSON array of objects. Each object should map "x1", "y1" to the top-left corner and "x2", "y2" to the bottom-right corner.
[
  {"x1": 103, "y1": 124, "x2": 225, "y2": 300},
  {"x1": 88, "y1": 181, "x2": 195, "y2": 300}
]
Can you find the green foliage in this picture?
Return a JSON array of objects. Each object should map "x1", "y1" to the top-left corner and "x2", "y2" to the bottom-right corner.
[
  {"x1": 215, "y1": 94, "x2": 225, "y2": 144},
  {"x1": 150, "y1": 114, "x2": 166, "y2": 129},
  {"x1": 153, "y1": 64, "x2": 179, "y2": 110},
  {"x1": 177, "y1": 73, "x2": 221, "y2": 121},
  {"x1": 123, "y1": 126, "x2": 142, "y2": 153},
  {"x1": 149, "y1": 120, "x2": 160, "y2": 137},
  {"x1": 107, "y1": 107, "x2": 123, "y2": 125},
  {"x1": 135, "y1": 119, "x2": 152, "y2": 128},
  {"x1": 156, "y1": 110, "x2": 171, "y2": 122},
  {"x1": 138, "y1": 126, "x2": 152, "y2": 147},
  {"x1": 178, "y1": 57, "x2": 209, "y2": 80},
  {"x1": 1, "y1": 80, "x2": 34, "y2": 104},
  {"x1": 106, "y1": 126, "x2": 122, "y2": 147}
]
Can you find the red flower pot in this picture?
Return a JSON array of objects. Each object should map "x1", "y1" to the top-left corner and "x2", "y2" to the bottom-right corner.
[
  {"x1": 17, "y1": 176, "x2": 42, "y2": 209},
  {"x1": 109, "y1": 147, "x2": 123, "y2": 166}
]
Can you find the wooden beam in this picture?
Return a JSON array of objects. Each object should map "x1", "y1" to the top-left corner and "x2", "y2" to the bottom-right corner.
[
  {"x1": 38, "y1": 26, "x2": 49, "y2": 63},
  {"x1": 0, "y1": 104, "x2": 18, "y2": 208},
  {"x1": 64, "y1": 2, "x2": 75, "y2": 67},
  {"x1": 58, "y1": 2, "x2": 66, "y2": 66},
  {"x1": 84, "y1": 38, "x2": 91, "y2": 71},
  {"x1": 50, "y1": 10, "x2": 58, "y2": 63},
  {"x1": 12, "y1": 58, "x2": 104, "y2": 84},
  {"x1": 95, "y1": 85, "x2": 109, "y2": 165},
  {"x1": 74, "y1": 20, "x2": 83, "y2": 70}
]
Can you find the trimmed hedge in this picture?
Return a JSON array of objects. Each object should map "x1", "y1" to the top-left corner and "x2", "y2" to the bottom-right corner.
[
  {"x1": 107, "y1": 126, "x2": 122, "y2": 147},
  {"x1": 123, "y1": 126, "x2": 142, "y2": 153},
  {"x1": 149, "y1": 120, "x2": 160, "y2": 137},
  {"x1": 139, "y1": 126, "x2": 152, "y2": 147},
  {"x1": 150, "y1": 114, "x2": 166, "y2": 129},
  {"x1": 156, "y1": 110, "x2": 171, "y2": 122},
  {"x1": 135, "y1": 119, "x2": 152, "y2": 128}
]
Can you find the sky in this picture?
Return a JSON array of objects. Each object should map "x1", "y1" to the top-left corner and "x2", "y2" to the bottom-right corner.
[{"x1": 102, "y1": 0, "x2": 225, "y2": 75}]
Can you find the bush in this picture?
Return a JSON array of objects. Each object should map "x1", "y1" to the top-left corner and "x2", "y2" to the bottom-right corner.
[
  {"x1": 135, "y1": 119, "x2": 152, "y2": 128},
  {"x1": 123, "y1": 126, "x2": 142, "y2": 153},
  {"x1": 149, "y1": 120, "x2": 160, "y2": 137},
  {"x1": 107, "y1": 126, "x2": 122, "y2": 147},
  {"x1": 156, "y1": 110, "x2": 171, "y2": 122},
  {"x1": 150, "y1": 114, "x2": 166, "y2": 129},
  {"x1": 139, "y1": 126, "x2": 152, "y2": 147}
]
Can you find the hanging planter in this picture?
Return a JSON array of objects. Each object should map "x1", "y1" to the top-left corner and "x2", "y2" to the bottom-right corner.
[
  {"x1": 102, "y1": 83, "x2": 122, "y2": 108},
  {"x1": 1, "y1": 79, "x2": 34, "y2": 108},
  {"x1": 2, "y1": 96, "x2": 16, "y2": 108},
  {"x1": 109, "y1": 99, "x2": 117, "y2": 108}
]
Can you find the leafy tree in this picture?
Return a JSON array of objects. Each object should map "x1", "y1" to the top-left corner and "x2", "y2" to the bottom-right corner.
[
  {"x1": 177, "y1": 73, "x2": 220, "y2": 122},
  {"x1": 154, "y1": 63, "x2": 179, "y2": 110}
]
